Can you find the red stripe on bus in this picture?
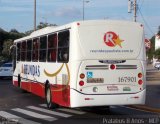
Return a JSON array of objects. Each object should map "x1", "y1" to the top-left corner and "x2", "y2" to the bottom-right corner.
[
  {"x1": 13, "y1": 81, "x2": 19, "y2": 87},
  {"x1": 51, "y1": 84, "x2": 70, "y2": 107},
  {"x1": 13, "y1": 80, "x2": 70, "y2": 107}
]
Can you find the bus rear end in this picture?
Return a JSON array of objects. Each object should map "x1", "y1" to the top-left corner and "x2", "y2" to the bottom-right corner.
[{"x1": 70, "y1": 20, "x2": 146, "y2": 107}]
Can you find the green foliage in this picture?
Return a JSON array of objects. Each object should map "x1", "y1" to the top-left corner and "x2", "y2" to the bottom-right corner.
[
  {"x1": 0, "y1": 28, "x2": 24, "y2": 61},
  {"x1": 146, "y1": 35, "x2": 155, "y2": 61},
  {"x1": 154, "y1": 48, "x2": 160, "y2": 60},
  {"x1": 146, "y1": 25, "x2": 160, "y2": 61},
  {"x1": 2, "y1": 39, "x2": 13, "y2": 59},
  {"x1": 158, "y1": 26, "x2": 160, "y2": 35},
  {"x1": 25, "y1": 30, "x2": 34, "y2": 36},
  {"x1": 10, "y1": 29, "x2": 19, "y2": 33},
  {"x1": 37, "y1": 22, "x2": 57, "y2": 30},
  {"x1": 0, "y1": 22, "x2": 57, "y2": 61},
  {"x1": 25, "y1": 22, "x2": 57, "y2": 35}
]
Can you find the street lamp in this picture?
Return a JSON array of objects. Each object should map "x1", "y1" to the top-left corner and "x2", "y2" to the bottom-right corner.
[
  {"x1": 83, "y1": 0, "x2": 89, "y2": 20},
  {"x1": 34, "y1": 0, "x2": 36, "y2": 31}
]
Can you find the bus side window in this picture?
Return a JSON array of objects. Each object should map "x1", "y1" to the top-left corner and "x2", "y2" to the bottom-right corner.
[
  {"x1": 26, "y1": 40, "x2": 32, "y2": 61},
  {"x1": 16, "y1": 42, "x2": 21, "y2": 61},
  {"x1": 58, "y1": 30, "x2": 69, "y2": 63},
  {"x1": 47, "y1": 34, "x2": 57, "y2": 62},
  {"x1": 21, "y1": 41, "x2": 26, "y2": 61},
  {"x1": 39, "y1": 36, "x2": 47, "y2": 62},
  {"x1": 32, "y1": 38, "x2": 39, "y2": 62}
]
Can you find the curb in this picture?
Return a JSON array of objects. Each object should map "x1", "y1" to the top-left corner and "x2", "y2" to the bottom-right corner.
[{"x1": 127, "y1": 105, "x2": 160, "y2": 114}]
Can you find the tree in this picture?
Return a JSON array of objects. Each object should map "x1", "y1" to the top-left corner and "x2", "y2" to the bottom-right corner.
[
  {"x1": 10, "y1": 29, "x2": 19, "y2": 33},
  {"x1": 146, "y1": 25, "x2": 160, "y2": 62},
  {"x1": 154, "y1": 48, "x2": 160, "y2": 60},
  {"x1": 0, "y1": 28, "x2": 9, "y2": 55},
  {"x1": 0, "y1": 27, "x2": 24, "y2": 61},
  {"x1": 37, "y1": 22, "x2": 57, "y2": 30},
  {"x1": 146, "y1": 35, "x2": 155, "y2": 61},
  {"x1": 25, "y1": 30, "x2": 34, "y2": 36},
  {"x1": 2, "y1": 39, "x2": 13, "y2": 60},
  {"x1": 158, "y1": 26, "x2": 160, "y2": 35},
  {"x1": 25, "y1": 22, "x2": 58, "y2": 35}
]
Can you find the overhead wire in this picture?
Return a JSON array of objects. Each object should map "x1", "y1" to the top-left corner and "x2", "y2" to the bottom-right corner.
[
  {"x1": 137, "y1": 5, "x2": 155, "y2": 36},
  {"x1": 138, "y1": 0, "x2": 144, "y2": 10}
]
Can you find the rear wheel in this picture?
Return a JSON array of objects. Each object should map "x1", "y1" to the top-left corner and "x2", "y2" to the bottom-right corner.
[
  {"x1": 45, "y1": 84, "x2": 57, "y2": 109},
  {"x1": 0, "y1": 76, "x2": 4, "y2": 79},
  {"x1": 18, "y1": 74, "x2": 21, "y2": 87},
  {"x1": 18, "y1": 74, "x2": 28, "y2": 93}
]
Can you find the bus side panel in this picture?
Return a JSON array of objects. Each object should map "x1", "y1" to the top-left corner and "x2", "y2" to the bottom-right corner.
[
  {"x1": 30, "y1": 82, "x2": 45, "y2": 98},
  {"x1": 51, "y1": 84, "x2": 70, "y2": 107},
  {"x1": 13, "y1": 80, "x2": 19, "y2": 87},
  {"x1": 19, "y1": 81, "x2": 45, "y2": 98},
  {"x1": 21, "y1": 81, "x2": 31, "y2": 92}
]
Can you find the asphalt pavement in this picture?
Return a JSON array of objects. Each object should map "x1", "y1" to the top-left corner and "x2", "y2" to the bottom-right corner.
[
  {"x1": 0, "y1": 65, "x2": 160, "y2": 124},
  {"x1": 133, "y1": 64, "x2": 160, "y2": 112}
]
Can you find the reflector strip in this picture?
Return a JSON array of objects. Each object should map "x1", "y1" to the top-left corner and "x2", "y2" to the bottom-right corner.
[
  {"x1": 85, "y1": 65, "x2": 109, "y2": 70},
  {"x1": 116, "y1": 65, "x2": 137, "y2": 69}
]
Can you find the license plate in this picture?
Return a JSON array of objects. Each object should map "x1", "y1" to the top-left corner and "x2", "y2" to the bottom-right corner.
[
  {"x1": 107, "y1": 86, "x2": 119, "y2": 91},
  {"x1": 118, "y1": 77, "x2": 137, "y2": 83},
  {"x1": 87, "y1": 78, "x2": 104, "y2": 83}
]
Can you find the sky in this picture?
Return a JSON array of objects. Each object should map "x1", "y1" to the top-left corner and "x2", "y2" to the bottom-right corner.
[{"x1": 0, "y1": 0, "x2": 159, "y2": 38}]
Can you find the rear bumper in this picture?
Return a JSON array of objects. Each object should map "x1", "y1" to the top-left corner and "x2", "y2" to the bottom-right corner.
[{"x1": 70, "y1": 89, "x2": 146, "y2": 108}]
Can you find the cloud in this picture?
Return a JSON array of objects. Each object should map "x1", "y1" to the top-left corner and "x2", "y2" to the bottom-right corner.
[
  {"x1": 53, "y1": 7, "x2": 81, "y2": 18},
  {"x1": 0, "y1": 0, "x2": 33, "y2": 12},
  {"x1": 0, "y1": 6, "x2": 32, "y2": 12}
]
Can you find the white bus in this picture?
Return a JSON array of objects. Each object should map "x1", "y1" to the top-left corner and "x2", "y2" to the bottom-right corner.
[{"x1": 12, "y1": 20, "x2": 146, "y2": 108}]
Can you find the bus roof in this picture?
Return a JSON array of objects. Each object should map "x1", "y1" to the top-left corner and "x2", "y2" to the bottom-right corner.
[{"x1": 14, "y1": 20, "x2": 142, "y2": 43}]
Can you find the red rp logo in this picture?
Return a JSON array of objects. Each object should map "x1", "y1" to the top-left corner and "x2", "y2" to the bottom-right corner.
[{"x1": 104, "y1": 31, "x2": 124, "y2": 48}]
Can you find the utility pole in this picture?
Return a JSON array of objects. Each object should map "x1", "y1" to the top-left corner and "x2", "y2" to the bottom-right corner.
[
  {"x1": 133, "y1": 0, "x2": 137, "y2": 22},
  {"x1": 128, "y1": 0, "x2": 137, "y2": 22},
  {"x1": 82, "y1": 0, "x2": 89, "y2": 20},
  {"x1": 34, "y1": 0, "x2": 36, "y2": 31}
]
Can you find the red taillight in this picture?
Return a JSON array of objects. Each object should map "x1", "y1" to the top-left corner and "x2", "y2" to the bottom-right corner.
[
  {"x1": 79, "y1": 81, "x2": 84, "y2": 86},
  {"x1": 138, "y1": 73, "x2": 143, "y2": 78},
  {"x1": 80, "y1": 73, "x2": 85, "y2": 79},
  {"x1": 85, "y1": 98, "x2": 90, "y2": 100},
  {"x1": 138, "y1": 79, "x2": 143, "y2": 85},
  {"x1": 110, "y1": 64, "x2": 116, "y2": 70},
  {"x1": 77, "y1": 23, "x2": 80, "y2": 26}
]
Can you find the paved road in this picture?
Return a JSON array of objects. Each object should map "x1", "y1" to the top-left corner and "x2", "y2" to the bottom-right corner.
[{"x1": 0, "y1": 78, "x2": 160, "y2": 124}]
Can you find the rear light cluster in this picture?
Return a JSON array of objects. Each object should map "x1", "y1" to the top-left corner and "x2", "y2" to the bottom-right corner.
[
  {"x1": 79, "y1": 73, "x2": 85, "y2": 86},
  {"x1": 110, "y1": 64, "x2": 116, "y2": 70},
  {"x1": 138, "y1": 73, "x2": 143, "y2": 85},
  {"x1": 79, "y1": 81, "x2": 84, "y2": 86}
]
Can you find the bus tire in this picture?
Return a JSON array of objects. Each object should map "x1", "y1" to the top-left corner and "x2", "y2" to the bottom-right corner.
[
  {"x1": 18, "y1": 74, "x2": 27, "y2": 93},
  {"x1": 45, "y1": 84, "x2": 57, "y2": 109},
  {"x1": 0, "y1": 76, "x2": 4, "y2": 79},
  {"x1": 18, "y1": 74, "x2": 21, "y2": 87}
]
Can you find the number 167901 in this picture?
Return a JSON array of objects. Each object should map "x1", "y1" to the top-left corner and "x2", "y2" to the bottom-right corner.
[{"x1": 118, "y1": 77, "x2": 136, "y2": 83}]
